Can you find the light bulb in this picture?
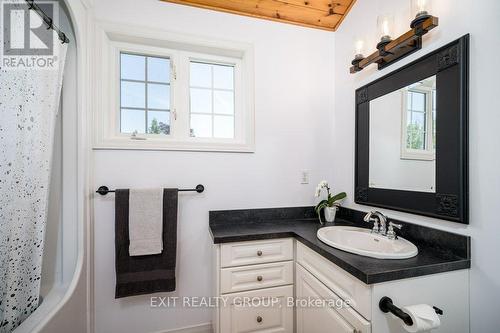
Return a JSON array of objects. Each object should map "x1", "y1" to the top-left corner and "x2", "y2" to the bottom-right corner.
[
  {"x1": 417, "y1": 0, "x2": 427, "y2": 12},
  {"x1": 377, "y1": 14, "x2": 394, "y2": 43},
  {"x1": 354, "y1": 39, "x2": 364, "y2": 58},
  {"x1": 382, "y1": 20, "x2": 390, "y2": 36},
  {"x1": 411, "y1": 0, "x2": 432, "y2": 18},
  {"x1": 351, "y1": 36, "x2": 365, "y2": 70}
]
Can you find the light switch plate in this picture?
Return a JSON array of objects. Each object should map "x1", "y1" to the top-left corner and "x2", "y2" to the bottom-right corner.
[{"x1": 300, "y1": 170, "x2": 310, "y2": 184}]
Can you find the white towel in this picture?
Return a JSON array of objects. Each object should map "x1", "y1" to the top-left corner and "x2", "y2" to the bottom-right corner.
[{"x1": 128, "y1": 188, "x2": 164, "y2": 256}]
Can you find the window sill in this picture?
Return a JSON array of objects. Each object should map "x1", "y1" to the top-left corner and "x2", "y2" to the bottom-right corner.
[
  {"x1": 400, "y1": 150, "x2": 435, "y2": 161},
  {"x1": 93, "y1": 137, "x2": 255, "y2": 153}
]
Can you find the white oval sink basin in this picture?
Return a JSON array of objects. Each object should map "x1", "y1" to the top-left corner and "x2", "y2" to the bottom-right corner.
[{"x1": 317, "y1": 226, "x2": 418, "y2": 259}]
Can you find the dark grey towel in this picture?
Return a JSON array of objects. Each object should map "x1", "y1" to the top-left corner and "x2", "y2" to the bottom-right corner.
[{"x1": 114, "y1": 188, "x2": 178, "y2": 298}]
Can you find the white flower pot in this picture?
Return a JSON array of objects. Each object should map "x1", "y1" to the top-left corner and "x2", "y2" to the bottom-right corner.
[{"x1": 324, "y1": 206, "x2": 337, "y2": 223}]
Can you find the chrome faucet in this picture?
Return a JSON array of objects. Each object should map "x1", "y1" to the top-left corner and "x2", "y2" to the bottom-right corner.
[
  {"x1": 363, "y1": 210, "x2": 388, "y2": 235},
  {"x1": 364, "y1": 211, "x2": 404, "y2": 239}
]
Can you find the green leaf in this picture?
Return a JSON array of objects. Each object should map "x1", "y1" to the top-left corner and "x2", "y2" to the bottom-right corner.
[
  {"x1": 315, "y1": 200, "x2": 328, "y2": 215},
  {"x1": 315, "y1": 202, "x2": 328, "y2": 223},
  {"x1": 330, "y1": 192, "x2": 347, "y2": 204}
]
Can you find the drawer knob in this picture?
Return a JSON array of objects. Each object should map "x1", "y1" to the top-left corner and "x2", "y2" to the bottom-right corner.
[
  {"x1": 257, "y1": 250, "x2": 263, "y2": 256},
  {"x1": 256, "y1": 316, "x2": 263, "y2": 323},
  {"x1": 257, "y1": 275, "x2": 263, "y2": 282}
]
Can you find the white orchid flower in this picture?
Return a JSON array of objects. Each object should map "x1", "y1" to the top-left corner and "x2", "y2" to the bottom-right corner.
[{"x1": 315, "y1": 180, "x2": 330, "y2": 197}]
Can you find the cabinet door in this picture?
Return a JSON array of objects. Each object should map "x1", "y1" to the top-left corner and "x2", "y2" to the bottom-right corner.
[
  {"x1": 296, "y1": 242, "x2": 371, "y2": 319},
  {"x1": 220, "y1": 285, "x2": 293, "y2": 333},
  {"x1": 296, "y1": 264, "x2": 371, "y2": 333}
]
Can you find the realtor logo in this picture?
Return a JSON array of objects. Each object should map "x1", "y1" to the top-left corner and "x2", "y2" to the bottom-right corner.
[{"x1": 1, "y1": 1, "x2": 59, "y2": 69}]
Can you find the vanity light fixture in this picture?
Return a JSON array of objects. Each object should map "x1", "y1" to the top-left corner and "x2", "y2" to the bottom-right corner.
[{"x1": 350, "y1": 0, "x2": 438, "y2": 74}]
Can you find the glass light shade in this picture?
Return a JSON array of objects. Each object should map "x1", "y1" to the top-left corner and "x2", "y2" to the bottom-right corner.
[
  {"x1": 411, "y1": 0, "x2": 432, "y2": 18},
  {"x1": 377, "y1": 14, "x2": 395, "y2": 42},
  {"x1": 354, "y1": 38, "x2": 365, "y2": 59}
]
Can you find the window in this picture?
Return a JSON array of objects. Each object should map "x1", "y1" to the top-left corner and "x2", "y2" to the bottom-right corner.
[
  {"x1": 94, "y1": 24, "x2": 254, "y2": 152},
  {"x1": 120, "y1": 53, "x2": 171, "y2": 135},
  {"x1": 406, "y1": 90, "x2": 427, "y2": 150},
  {"x1": 189, "y1": 62, "x2": 235, "y2": 138},
  {"x1": 401, "y1": 77, "x2": 436, "y2": 160}
]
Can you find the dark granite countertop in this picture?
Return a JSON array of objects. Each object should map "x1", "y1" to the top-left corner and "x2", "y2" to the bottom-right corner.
[{"x1": 209, "y1": 207, "x2": 471, "y2": 285}]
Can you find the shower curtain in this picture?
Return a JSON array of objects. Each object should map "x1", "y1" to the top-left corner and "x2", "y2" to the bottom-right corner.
[{"x1": 0, "y1": 29, "x2": 67, "y2": 331}]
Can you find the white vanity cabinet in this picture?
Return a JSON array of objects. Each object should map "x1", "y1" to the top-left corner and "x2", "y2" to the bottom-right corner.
[
  {"x1": 214, "y1": 238, "x2": 469, "y2": 333},
  {"x1": 214, "y1": 238, "x2": 295, "y2": 333}
]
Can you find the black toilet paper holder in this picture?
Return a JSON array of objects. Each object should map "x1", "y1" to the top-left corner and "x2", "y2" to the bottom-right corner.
[{"x1": 379, "y1": 296, "x2": 444, "y2": 326}]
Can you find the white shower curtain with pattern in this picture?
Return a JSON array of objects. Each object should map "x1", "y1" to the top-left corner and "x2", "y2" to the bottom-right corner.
[{"x1": 0, "y1": 30, "x2": 67, "y2": 332}]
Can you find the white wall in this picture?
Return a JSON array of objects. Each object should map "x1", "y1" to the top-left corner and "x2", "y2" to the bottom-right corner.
[
  {"x1": 91, "y1": 1, "x2": 335, "y2": 332},
  {"x1": 332, "y1": 0, "x2": 500, "y2": 331},
  {"x1": 369, "y1": 89, "x2": 435, "y2": 192}
]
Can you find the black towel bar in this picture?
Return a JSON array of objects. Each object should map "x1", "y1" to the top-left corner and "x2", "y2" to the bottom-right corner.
[
  {"x1": 96, "y1": 184, "x2": 205, "y2": 195},
  {"x1": 379, "y1": 296, "x2": 443, "y2": 326}
]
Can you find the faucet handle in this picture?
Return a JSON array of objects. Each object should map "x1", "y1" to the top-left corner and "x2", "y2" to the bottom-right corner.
[
  {"x1": 389, "y1": 222, "x2": 402, "y2": 229},
  {"x1": 387, "y1": 222, "x2": 403, "y2": 239},
  {"x1": 363, "y1": 211, "x2": 372, "y2": 222},
  {"x1": 364, "y1": 212, "x2": 380, "y2": 233}
]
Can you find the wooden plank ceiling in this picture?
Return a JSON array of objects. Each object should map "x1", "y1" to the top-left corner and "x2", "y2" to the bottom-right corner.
[{"x1": 161, "y1": 0, "x2": 356, "y2": 31}]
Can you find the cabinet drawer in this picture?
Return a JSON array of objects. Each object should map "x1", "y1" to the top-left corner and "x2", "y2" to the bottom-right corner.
[
  {"x1": 219, "y1": 285, "x2": 293, "y2": 333},
  {"x1": 296, "y1": 242, "x2": 372, "y2": 320},
  {"x1": 221, "y1": 261, "x2": 294, "y2": 294},
  {"x1": 221, "y1": 238, "x2": 293, "y2": 268},
  {"x1": 296, "y1": 264, "x2": 371, "y2": 333}
]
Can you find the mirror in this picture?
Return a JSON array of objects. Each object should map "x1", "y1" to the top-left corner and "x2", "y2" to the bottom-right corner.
[
  {"x1": 369, "y1": 75, "x2": 436, "y2": 193},
  {"x1": 355, "y1": 35, "x2": 469, "y2": 224}
]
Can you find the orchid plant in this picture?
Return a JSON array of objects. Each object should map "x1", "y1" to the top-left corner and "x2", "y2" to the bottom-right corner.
[{"x1": 314, "y1": 180, "x2": 347, "y2": 221}]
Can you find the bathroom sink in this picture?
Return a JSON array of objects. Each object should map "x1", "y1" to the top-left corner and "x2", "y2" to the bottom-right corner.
[{"x1": 317, "y1": 226, "x2": 418, "y2": 259}]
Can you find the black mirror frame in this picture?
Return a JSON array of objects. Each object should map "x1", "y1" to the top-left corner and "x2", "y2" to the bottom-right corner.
[{"x1": 355, "y1": 34, "x2": 469, "y2": 224}]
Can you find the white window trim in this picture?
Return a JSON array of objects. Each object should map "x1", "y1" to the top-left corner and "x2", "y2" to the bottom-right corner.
[
  {"x1": 400, "y1": 87, "x2": 435, "y2": 161},
  {"x1": 92, "y1": 21, "x2": 255, "y2": 152}
]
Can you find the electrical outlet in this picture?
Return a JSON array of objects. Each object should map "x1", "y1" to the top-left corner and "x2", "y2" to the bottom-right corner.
[{"x1": 300, "y1": 170, "x2": 310, "y2": 184}]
